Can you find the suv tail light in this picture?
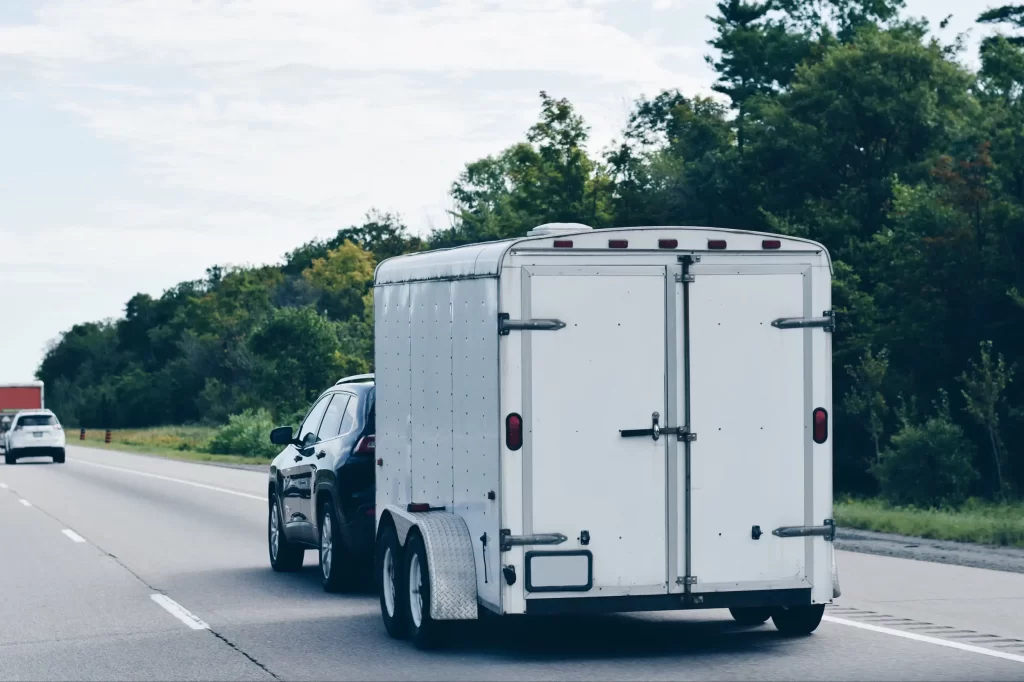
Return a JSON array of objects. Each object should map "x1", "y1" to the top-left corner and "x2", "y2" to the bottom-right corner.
[
  {"x1": 354, "y1": 435, "x2": 375, "y2": 454},
  {"x1": 812, "y1": 408, "x2": 828, "y2": 444},
  {"x1": 506, "y1": 413, "x2": 523, "y2": 451}
]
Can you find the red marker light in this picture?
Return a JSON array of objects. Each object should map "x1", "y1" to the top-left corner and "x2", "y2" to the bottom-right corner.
[
  {"x1": 813, "y1": 408, "x2": 829, "y2": 444},
  {"x1": 658, "y1": 239, "x2": 678, "y2": 249},
  {"x1": 506, "y1": 413, "x2": 523, "y2": 451},
  {"x1": 553, "y1": 240, "x2": 573, "y2": 248},
  {"x1": 708, "y1": 239, "x2": 727, "y2": 250},
  {"x1": 608, "y1": 239, "x2": 628, "y2": 249},
  {"x1": 762, "y1": 239, "x2": 782, "y2": 250},
  {"x1": 407, "y1": 503, "x2": 431, "y2": 512}
]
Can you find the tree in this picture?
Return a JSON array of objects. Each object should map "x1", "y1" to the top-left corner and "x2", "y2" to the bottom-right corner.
[
  {"x1": 844, "y1": 347, "x2": 890, "y2": 464},
  {"x1": 302, "y1": 240, "x2": 376, "y2": 321},
  {"x1": 958, "y1": 340, "x2": 1016, "y2": 495}
]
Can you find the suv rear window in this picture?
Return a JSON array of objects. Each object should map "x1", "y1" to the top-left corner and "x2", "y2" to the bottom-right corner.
[{"x1": 19, "y1": 415, "x2": 56, "y2": 427}]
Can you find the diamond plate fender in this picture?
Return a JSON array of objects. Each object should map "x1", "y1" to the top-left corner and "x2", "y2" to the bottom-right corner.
[
  {"x1": 382, "y1": 505, "x2": 479, "y2": 621},
  {"x1": 832, "y1": 549, "x2": 841, "y2": 599}
]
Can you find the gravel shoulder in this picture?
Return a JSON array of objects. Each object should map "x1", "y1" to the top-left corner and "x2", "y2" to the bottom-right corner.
[{"x1": 836, "y1": 527, "x2": 1024, "y2": 574}]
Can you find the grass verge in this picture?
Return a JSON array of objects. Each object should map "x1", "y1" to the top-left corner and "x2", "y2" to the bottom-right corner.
[
  {"x1": 73, "y1": 426, "x2": 272, "y2": 466},
  {"x1": 835, "y1": 497, "x2": 1024, "y2": 548}
]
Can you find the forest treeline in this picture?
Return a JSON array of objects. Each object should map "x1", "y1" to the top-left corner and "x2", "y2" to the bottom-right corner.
[{"x1": 40, "y1": 1, "x2": 1024, "y2": 504}]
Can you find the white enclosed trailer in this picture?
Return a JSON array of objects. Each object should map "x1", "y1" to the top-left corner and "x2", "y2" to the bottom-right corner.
[{"x1": 372, "y1": 224, "x2": 840, "y2": 648}]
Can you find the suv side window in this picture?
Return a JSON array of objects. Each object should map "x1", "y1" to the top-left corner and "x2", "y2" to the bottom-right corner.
[
  {"x1": 338, "y1": 395, "x2": 360, "y2": 436},
  {"x1": 317, "y1": 394, "x2": 351, "y2": 440},
  {"x1": 298, "y1": 395, "x2": 332, "y2": 447}
]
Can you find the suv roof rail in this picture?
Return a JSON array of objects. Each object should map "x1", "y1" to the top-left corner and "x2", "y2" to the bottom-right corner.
[{"x1": 335, "y1": 373, "x2": 375, "y2": 386}]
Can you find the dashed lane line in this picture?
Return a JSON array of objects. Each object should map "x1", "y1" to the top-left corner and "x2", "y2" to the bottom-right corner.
[{"x1": 150, "y1": 594, "x2": 210, "y2": 631}]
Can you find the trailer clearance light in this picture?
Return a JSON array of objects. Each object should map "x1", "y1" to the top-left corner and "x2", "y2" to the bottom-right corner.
[
  {"x1": 553, "y1": 240, "x2": 573, "y2": 248},
  {"x1": 506, "y1": 413, "x2": 523, "y2": 451},
  {"x1": 658, "y1": 239, "x2": 678, "y2": 249},
  {"x1": 708, "y1": 239, "x2": 727, "y2": 249},
  {"x1": 354, "y1": 435, "x2": 375, "y2": 454},
  {"x1": 608, "y1": 239, "x2": 628, "y2": 249},
  {"x1": 762, "y1": 239, "x2": 782, "y2": 249},
  {"x1": 407, "y1": 503, "x2": 431, "y2": 512},
  {"x1": 812, "y1": 408, "x2": 828, "y2": 444}
]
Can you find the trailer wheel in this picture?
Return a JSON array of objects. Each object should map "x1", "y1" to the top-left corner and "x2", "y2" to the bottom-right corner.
[
  {"x1": 772, "y1": 605, "x2": 825, "y2": 636},
  {"x1": 376, "y1": 524, "x2": 408, "y2": 640},
  {"x1": 729, "y1": 607, "x2": 771, "y2": 626},
  {"x1": 405, "y1": 532, "x2": 448, "y2": 649},
  {"x1": 268, "y1": 494, "x2": 304, "y2": 572}
]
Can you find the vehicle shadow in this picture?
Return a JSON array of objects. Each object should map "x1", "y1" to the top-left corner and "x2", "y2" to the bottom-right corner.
[{"x1": 195, "y1": 565, "x2": 792, "y2": 662}]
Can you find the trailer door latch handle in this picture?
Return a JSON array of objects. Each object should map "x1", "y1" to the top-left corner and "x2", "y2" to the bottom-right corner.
[
  {"x1": 771, "y1": 310, "x2": 836, "y2": 333},
  {"x1": 498, "y1": 313, "x2": 567, "y2": 336},
  {"x1": 771, "y1": 519, "x2": 835, "y2": 542},
  {"x1": 620, "y1": 412, "x2": 695, "y2": 442}
]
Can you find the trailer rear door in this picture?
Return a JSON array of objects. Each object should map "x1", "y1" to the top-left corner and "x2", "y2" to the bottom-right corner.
[
  {"x1": 523, "y1": 266, "x2": 671, "y2": 595},
  {"x1": 685, "y1": 263, "x2": 820, "y2": 594}
]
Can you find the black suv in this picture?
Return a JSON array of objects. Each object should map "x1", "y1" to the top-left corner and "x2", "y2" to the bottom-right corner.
[{"x1": 267, "y1": 374, "x2": 375, "y2": 591}]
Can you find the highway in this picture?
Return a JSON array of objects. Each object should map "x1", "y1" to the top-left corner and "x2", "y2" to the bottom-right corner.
[{"x1": 2, "y1": 446, "x2": 1023, "y2": 681}]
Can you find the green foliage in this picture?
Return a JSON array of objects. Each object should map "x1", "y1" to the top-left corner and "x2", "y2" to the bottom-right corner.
[
  {"x1": 36, "y1": 5, "x2": 1024, "y2": 509},
  {"x1": 873, "y1": 392, "x2": 979, "y2": 508},
  {"x1": 207, "y1": 409, "x2": 280, "y2": 459},
  {"x1": 835, "y1": 497, "x2": 1024, "y2": 546}
]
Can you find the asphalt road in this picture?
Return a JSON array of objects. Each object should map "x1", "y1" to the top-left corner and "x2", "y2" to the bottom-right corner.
[{"x1": 2, "y1": 446, "x2": 1023, "y2": 681}]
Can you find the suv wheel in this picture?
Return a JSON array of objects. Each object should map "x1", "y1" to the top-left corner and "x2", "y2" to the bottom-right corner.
[
  {"x1": 4, "y1": 453, "x2": 15, "y2": 465},
  {"x1": 320, "y1": 503, "x2": 355, "y2": 592},
  {"x1": 268, "y1": 494, "x2": 304, "y2": 572},
  {"x1": 53, "y1": 449, "x2": 65, "y2": 464}
]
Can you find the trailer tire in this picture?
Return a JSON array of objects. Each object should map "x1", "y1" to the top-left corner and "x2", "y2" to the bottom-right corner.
[
  {"x1": 405, "y1": 532, "x2": 448, "y2": 650},
  {"x1": 376, "y1": 524, "x2": 409, "y2": 640},
  {"x1": 729, "y1": 607, "x2": 772, "y2": 626},
  {"x1": 772, "y1": 604, "x2": 825, "y2": 636},
  {"x1": 268, "y1": 494, "x2": 304, "y2": 572}
]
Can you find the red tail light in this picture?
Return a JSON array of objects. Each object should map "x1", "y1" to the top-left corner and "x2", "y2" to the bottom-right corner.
[
  {"x1": 608, "y1": 239, "x2": 628, "y2": 249},
  {"x1": 354, "y1": 435, "x2": 375, "y2": 454},
  {"x1": 708, "y1": 239, "x2": 727, "y2": 249},
  {"x1": 762, "y1": 239, "x2": 781, "y2": 249},
  {"x1": 658, "y1": 239, "x2": 678, "y2": 249},
  {"x1": 506, "y1": 413, "x2": 523, "y2": 451},
  {"x1": 812, "y1": 408, "x2": 828, "y2": 444},
  {"x1": 553, "y1": 240, "x2": 573, "y2": 248}
]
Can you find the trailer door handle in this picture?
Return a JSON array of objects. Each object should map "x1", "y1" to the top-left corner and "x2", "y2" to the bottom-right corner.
[
  {"x1": 498, "y1": 314, "x2": 566, "y2": 336},
  {"x1": 771, "y1": 310, "x2": 835, "y2": 333},
  {"x1": 772, "y1": 519, "x2": 835, "y2": 541},
  {"x1": 620, "y1": 412, "x2": 695, "y2": 442}
]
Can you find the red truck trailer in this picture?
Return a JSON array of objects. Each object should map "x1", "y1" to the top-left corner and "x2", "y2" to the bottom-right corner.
[{"x1": 0, "y1": 382, "x2": 44, "y2": 417}]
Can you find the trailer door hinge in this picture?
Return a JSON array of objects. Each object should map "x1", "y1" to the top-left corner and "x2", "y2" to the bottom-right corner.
[
  {"x1": 677, "y1": 576, "x2": 697, "y2": 585},
  {"x1": 675, "y1": 273, "x2": 694, "y2": 283}
]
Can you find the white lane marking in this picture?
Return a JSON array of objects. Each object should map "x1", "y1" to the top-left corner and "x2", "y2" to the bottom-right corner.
[
  {"x1": 824, "y1": 615, "x2": 1024, "y2": 664},
  {"x1": 62, "y1": 529, "x2": 86, "y2": 543},
  {"x1": 19, "y1": 499, "x2": 31, "y2": 507},
  {"x1": 72, "y1": 459, "x2": 264, "y2": 501},
  {"x1": 150, "y1": 594, "x2": 210, "y2": 630}
]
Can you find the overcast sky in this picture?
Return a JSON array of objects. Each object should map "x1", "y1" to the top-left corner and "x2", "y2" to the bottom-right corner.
[{"x1": 0, "y1": 0, "x2": 995, "y2": 383}]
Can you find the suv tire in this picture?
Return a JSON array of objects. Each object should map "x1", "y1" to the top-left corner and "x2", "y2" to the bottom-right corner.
[
  {"x1": 4, "y1": 453, "x2": 15, "y2": 465},
  {"x1": 53, "y1": 449, "x2": 65, "y2": 464},
  {"x1": 268, "y1": 494, "x2": 304, "y2": 572},
  {"x1": 320, "y1": 502, "x2": 356, "y2": 592}
]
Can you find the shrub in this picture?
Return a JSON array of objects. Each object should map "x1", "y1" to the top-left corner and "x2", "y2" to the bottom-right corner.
[
  {"x1": 208, "y1": 409, "x2": 280, "y2": 459},
  {"x1": 873, "y1": 393, "x2": 979, "y2": 508}
]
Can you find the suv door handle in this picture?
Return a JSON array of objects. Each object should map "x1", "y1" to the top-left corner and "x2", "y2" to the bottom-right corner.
[
  {"x1": 294, "y1": 455, "x2": 302, "y2": 462},
  {"x1": 316, "y1": 451, "x2": 326, "y2": 459}
]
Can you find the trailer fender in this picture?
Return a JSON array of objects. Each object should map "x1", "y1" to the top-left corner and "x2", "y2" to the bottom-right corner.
[
  {"x1": 832, "y1": 549, "x2": 842, "y2": 599},
  {"x1": 381, "y1": 504, "x2": 479, "y2": 621}
]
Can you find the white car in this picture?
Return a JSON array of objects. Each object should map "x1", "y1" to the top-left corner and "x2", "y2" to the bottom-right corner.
[{"x1": 3, "y1": 410, "x2": 66, "y2": 464}]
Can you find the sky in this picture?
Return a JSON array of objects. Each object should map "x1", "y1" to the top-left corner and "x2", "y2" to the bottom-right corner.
[{"x1": 0, "y1": 0, "x2": 997, "y2": 383}]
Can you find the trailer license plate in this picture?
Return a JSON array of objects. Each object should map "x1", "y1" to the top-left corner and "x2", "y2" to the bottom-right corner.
[{"x1": 525, "y1": 551, "x2": 592, "y2": 593}]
